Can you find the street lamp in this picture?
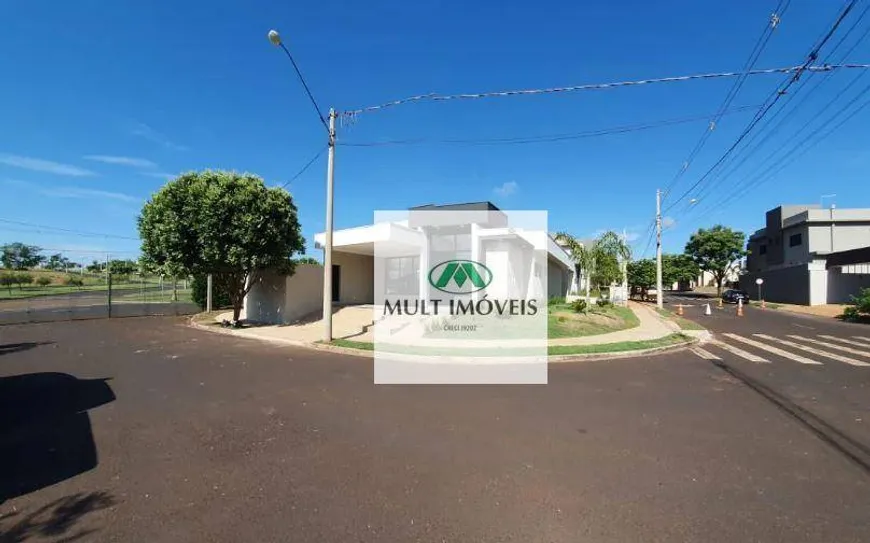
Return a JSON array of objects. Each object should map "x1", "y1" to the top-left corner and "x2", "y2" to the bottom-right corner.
[{"x1": 268, "y1": 29, "x2": 337, "y2": 342}]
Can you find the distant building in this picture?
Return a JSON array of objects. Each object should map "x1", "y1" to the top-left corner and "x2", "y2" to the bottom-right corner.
[{"x1": 740, "y1": 204, "x2": 870, "y2": 305}]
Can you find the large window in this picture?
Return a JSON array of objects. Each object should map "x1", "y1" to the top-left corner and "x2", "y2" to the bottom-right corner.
[
  {"x1": 385, "y1": 256, "x2": 419, "y2": 295},
  {"x1": 789, "y1": 233, "x2": 802, "y2": 247}
]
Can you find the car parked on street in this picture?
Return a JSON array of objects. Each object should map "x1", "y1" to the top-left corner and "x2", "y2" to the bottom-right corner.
[{"x1": 722, "y1": 289, "x2": 751, "y2": 304}]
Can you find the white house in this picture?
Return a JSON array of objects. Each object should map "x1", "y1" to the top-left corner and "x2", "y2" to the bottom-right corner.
[{"x1": 243, "y1": 202, "x2": 576, "y2": 325}]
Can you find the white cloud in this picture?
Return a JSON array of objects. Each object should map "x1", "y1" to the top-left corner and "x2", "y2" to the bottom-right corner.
[
  {"x1": 3, "y1": 178, "x2": 139, "y2": 203},
  {"x1": 624, "y1": 231, "x2": 640, "y2": 242},
  {"x1": 83, "y1": 155, "x2": 157, "y2": 168},
  {"x1": 0, "y1": 154, "x2": 95, "y2": 177},
  {"x1": 41, "y1": 186, "x2": 141, "y2": 203},
  {"x1": 131, "y1": 122, "x2": 187, "y2": 151},
  {"x1": 139, "y1": 171, "x2": 175, "y2": 180},
  {"x1": 662, "y1": 216, "x2": 676, "y2": 229},
  {"x1": 493, "y1": 181, "x2": 518, "y2": 197}
]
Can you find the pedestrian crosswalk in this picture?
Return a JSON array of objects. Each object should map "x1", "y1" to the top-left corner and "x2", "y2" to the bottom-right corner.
[{"x1": 691, "y1": 333, "x2": 870, "y2": 368}]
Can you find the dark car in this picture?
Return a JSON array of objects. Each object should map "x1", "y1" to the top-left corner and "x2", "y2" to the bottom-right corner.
[{"x1": 722, "y1": 289, "x2": 751, "y2": 304}]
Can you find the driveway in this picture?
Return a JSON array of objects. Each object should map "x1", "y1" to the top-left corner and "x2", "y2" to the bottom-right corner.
[{"x1": 1, "y1": 317, "x2": 869, "y2": 542}]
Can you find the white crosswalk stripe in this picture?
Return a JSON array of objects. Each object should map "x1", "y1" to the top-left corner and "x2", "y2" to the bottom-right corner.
[
  {"x1": 851, "y1": 336, "x2": 870, "y2": 344},
  {"x1": 754, "y1": 334, "x2": 870, "y2": 367},
  {"x1": 690, "y1": 346, "x2": 721, "y2": 360},
  {"x1": 708, "y1": 339, "x2": 769, "y2": 363},
  {"x1": 786, "y1": 335, "x2": 870, "y2": 358},
  {"x1": 818, "y1": 335, "x2": 870, "y2": 348},
  {"x1": 722, "y1": 333, "x2": 822, "y2": 365}
]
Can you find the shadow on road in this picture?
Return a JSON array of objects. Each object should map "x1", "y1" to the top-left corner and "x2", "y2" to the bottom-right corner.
[
  {"x1": 710, "y1": 359, "x2": 870, "y2": 476},
  {"x1": 0, "y1": 491, "x2": 115, "y2": 543},
  {"x1": 0, "y1": 373, "x2": 116, "y2": 502},
  {"x1": 0, "y1": 343, "x2": 53, "y2": 357}
]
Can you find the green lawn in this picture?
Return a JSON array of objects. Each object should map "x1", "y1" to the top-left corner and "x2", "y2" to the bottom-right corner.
[
  {"x1": 329, "y1": 333, "x2": 691, "y2": 356},
  {"x1": 547, "y1": 303, "x2": 639, "y2": 338},
  {"x1": 655, "y1": 308, "x2": 706, "y2": 331}
]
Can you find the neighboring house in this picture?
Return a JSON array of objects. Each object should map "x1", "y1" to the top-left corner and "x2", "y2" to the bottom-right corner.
[
  {"x1": 244, "y1": 201, "x2": 576, "y2": 324},
  {"x1": 739, "y1": 204, "x2": 870, "y2": 305}
]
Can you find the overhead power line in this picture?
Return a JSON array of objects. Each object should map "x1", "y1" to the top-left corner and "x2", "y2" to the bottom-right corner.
[
  {"x1": 341, "y1": 63, "x2": 870, "y2": 117},
  {"x1": 274, "y1": 41, "x2": 329, "y2": 132},
  {"x1": 279, "y1": 146, "x2": 327, "y2": 188},
  {"x1": 0, "y1": 218, "x2": 139, "y2": 240},
  {"x1": 662, "y1": 0, "x2": 860, "y2": 215},
  {"x1": 661, "y1": 0, "x2": 790, "y2": 199},
  {"x1": 340, "y1": 105, "x2": 759, "y2": 147},
  {"x1": 681, "y1": 0, "x2": 870, "y2": 212}
]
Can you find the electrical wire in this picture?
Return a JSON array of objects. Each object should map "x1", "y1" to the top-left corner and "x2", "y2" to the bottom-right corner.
[
  {"x1": 661, "y1": 0, "x2": 790, "y2": 199},
  {"x1": 0, "y1": 218, "x2": 139, "y2": 240},
  {"x1": 662, "y1": 0, "x2": 859, "y2": 215},
  {"x1": 276, "y1": 42, "x2": 329, "y2": 133},
  {"x1": 339, "y1": 105, "x2": 759, "y2": 147},
  {"x1": 340, "y1": 63, "x2": 870, "y2": 117},
  {"x1": 680, "y1": 0, "x2": 870, "y2": 213},
  {"x1": 279, "y1": 146, "x2": 327, "y2": 188}
]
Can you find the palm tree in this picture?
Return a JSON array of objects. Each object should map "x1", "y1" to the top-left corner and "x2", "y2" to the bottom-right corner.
[
  {"x1": 595, "y1": 231, "x2": 632, "y2": 304},
  {"x1": 555, "y1": 232, "x2": 600, "y2": 311}
]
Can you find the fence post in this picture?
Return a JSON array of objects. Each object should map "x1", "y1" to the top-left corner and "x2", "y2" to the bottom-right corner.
[
  {"x1": 107, "y1": 271, "x2": 112, "y2": 318},
  {"x1": 206, "y1": 274, "x2": 213, "y2": 312}
]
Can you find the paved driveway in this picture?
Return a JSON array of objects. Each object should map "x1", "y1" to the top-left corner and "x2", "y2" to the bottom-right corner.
[{"x1": 1, "y1": 317, "x2": 869, "y2": 542}]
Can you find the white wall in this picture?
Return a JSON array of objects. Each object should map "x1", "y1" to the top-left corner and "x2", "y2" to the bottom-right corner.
[
  {"x1": 243, "y1": 264, "x2": 324, "y2": 324},
  {"x1": 332, "y1": 252, "x2": 374, "y2": 304},
  {"x1": 827, "y1": 267, "x2": 870, "y2": 304},
  {"x1": 808, "y1": 259, "x2": 828, "y2": 306}
]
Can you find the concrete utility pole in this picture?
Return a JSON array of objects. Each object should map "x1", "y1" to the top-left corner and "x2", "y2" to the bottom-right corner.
[
  {"x1": 206, "y1": 273, "x2": 213, "y2": 312},
  {"x1": 323, "y1": 108, "x2": 336, "y2": 343},
  {"x1": 655, "y1": 189, "x2": 664, "y2": 309}
]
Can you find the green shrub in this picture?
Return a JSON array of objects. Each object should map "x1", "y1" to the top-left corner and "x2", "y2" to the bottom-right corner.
[
  {"x1": 0, "y1": 273, "x2": 14, "y2": 293},
  {"x1": 851, "y1": 287, "x2": 870, "y2": 315},
  {"x1": 548, "y1": 296, "x2": 565, "y2": 306},
  {"x1": 843, "y1": 306, "x2": 860, "y2": 322},
  {"x1": 64, "y1": 276, "x2": 84, "y2": 287},
  {"x1": 13, "y1": 272, "x2": 33, "y2": 288},
  {"x1": 596, "y1": 298, "x2": 613, "y2": 308},
  {"x1": 191, "y1": 275, "x2": 232, "y2": 310},
  {"x1": 571, "y1": 299, "x2": 587, "y2": 313},
  {"x1": 35, "y1": 276, "x2": 52, "y2": 287}
]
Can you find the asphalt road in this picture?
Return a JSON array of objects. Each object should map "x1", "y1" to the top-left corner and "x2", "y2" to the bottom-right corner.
[{"x1": 2, "y1": 316, "x2": 869, "y2": 542}]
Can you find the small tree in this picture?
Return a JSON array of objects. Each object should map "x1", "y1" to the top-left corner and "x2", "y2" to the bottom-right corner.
[
  {"x1": 592, "y1": 253, "x2": 621, "y2": 291},
  {"x1": 627, "y1": 259, "x2": 656, "y2": 300},
  {"x1": 662, "y1": 253, "x2": 700, "y2": 290},
  {"x1": 13, "y1": 272, "x2": 33, "y2": 289},
  {"x1": 0, "y1": 273, "x2": 13, "y2": 294},
  {"x1": 138, "y1": 170, "x2": 306, "y2": 321},
  {"x1": 685, "y1": 225, "x2": 746, "y2": 296},
  {"x1": 35, "y1": 276, "x2": 52, "y2": 287}
]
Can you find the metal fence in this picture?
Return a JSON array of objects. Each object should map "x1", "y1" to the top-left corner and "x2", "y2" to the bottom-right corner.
[{"x1": 0, "y1": 272, "x2": 200, "y2": 325}]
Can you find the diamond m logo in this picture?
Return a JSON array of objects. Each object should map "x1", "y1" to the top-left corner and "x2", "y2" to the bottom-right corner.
[{"x1": 427, "y1": 260, "x2": 493, "y2": 294}]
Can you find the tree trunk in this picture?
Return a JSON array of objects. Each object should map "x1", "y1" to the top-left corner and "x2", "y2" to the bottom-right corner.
[
  {"x1": 172, "y1": 277, "x2": 178, "y2": 302},
  {"x1": 585, "y1": 278, "x2": 591, "y2": 314},
  {"x1": 232, "y1": 299, "x2": 243, "y2": 322},
  {"x1": 716, "y1": 275, "x2": 724, "y2": 297}
]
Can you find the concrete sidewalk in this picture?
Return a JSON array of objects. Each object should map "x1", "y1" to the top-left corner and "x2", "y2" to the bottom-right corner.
[{"x1": 213, "y1": 301, "x2": 681, "y2": 347}]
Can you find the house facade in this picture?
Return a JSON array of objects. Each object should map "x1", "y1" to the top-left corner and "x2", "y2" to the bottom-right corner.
[
  {"x1": 739, "y1": 204, "x2": 870, "y2": 305},
  {"x1": 244, "y1": 202, "x2": 575, "y2": 325}
]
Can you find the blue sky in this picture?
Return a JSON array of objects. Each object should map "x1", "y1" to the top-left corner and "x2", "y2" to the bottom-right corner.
[{"x1": 2, "y1": 0, "x2": 870, "y2": 265}]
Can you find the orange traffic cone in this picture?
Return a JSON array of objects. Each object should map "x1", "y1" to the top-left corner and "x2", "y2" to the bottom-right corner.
[
  {"x1": 761, "y1": 299, "x2": 766, "y2": 310},
  {"x1": 737, "y1": 298, "x2": 744, "y2": 317},
  {"x1": 717, "y1": 297, "x2": 723, "y2": 309},
  {"x1": 677, "y1": 304, "x2": 684, "y2": 316}
]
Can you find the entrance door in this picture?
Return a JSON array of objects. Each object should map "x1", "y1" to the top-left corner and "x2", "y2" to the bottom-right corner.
[{"x1": 332, "y1": 265, "x2": 340, "y2": 302}]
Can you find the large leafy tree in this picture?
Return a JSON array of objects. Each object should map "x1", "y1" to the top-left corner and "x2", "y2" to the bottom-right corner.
[
  {"x1": 592, "y1": 252, "x2": 621, "y2": 290},
  {"x1": 684, "y1": 225, "x2": 746, "y2": 296},
  {"x1": 1, "y1": 242, "x2": 44, "y2": 269},
  {"x1": 138, "y1": 170, "x2": 305, "y2": 321},
  {"x1": 662, "y1": 253, "x2": 700, "y2": 288}
]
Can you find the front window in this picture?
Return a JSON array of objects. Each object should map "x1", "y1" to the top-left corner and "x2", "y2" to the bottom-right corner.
[{"x1": 789, "y1": 233, "x2": 802, "y2": 247}]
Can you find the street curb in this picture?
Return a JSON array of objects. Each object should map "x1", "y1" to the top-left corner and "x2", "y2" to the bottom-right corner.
[{"x1": 188, "y1": 316, "x2": 698, "y2": 362}]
